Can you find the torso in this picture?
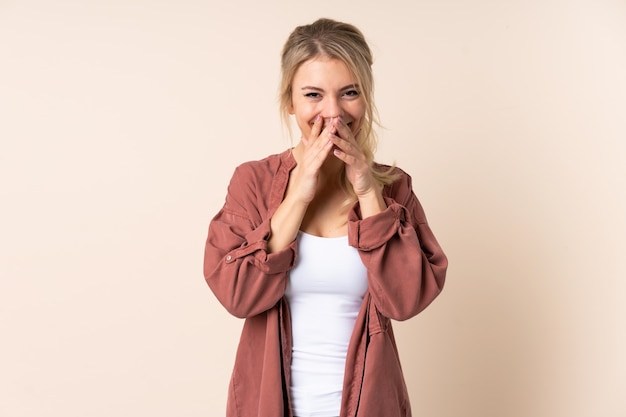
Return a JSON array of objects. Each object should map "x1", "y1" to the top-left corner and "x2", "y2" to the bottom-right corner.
[{"x1": 285, "y1": 231, "x2": 369, "y2": 417}]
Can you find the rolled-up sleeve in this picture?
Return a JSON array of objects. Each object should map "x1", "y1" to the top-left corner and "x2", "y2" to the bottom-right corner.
[
  {"x1": 347, "y1": 170, "x2": 448, "y2": 321},
  {"x1": 204, "y1": 164, "x2": 296, "y2": 318}
]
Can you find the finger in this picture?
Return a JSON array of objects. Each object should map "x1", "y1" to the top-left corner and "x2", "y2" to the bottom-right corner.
[
  {"x1": 306, "y1": 131, "x2": 334, "y2": 164},
  {"x1": 332, "y1": 143, "x2": 356, "y2": 165},
  {"x1": 309, "y1": 121, "x2": 336, "y2": 156},
  {"x1": 329, "y1": 132, "x2": 355, "y2": 156},
  {"x1": 308, "y1": 114, "x2": 324, "y2": 142},
  {"x1": 334, "y1": 117, "x2": 357, "y2": 143},
  {"x1": 332, "y1": 146, "x2": 348, "y2": 162},
  {"x1": 301, "y1": 114, "x2": 324, "y2": 148},
  {"x1": 330, "y1": 130, "x2": 367, "y2": 168}
]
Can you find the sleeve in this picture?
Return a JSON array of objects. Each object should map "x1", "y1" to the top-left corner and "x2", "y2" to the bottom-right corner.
[
  {"x1": 347, "y1": 170, "x2": 448, "y2": 321},
  {"x1": 203, "y1": 165, "x2": 297, "y2": 318}
]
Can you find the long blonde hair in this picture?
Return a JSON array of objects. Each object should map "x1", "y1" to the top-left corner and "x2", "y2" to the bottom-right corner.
[{"x1": 279, "y1": 18, "x2": 398, "y2": 197}]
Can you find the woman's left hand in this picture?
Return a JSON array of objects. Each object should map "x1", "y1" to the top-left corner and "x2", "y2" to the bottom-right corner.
[{"x1": 330, "y1": 117, "x2": 376, "y2": 196}]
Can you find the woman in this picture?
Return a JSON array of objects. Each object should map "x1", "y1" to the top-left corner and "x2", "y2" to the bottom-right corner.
[{"x1": 204, "y1": 18, "x2": 448, "y2": 417}]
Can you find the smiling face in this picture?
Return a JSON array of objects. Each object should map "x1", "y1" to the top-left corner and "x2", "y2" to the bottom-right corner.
[{"x1": 289, "y1": 57, "x2": 366, "y2": 139}]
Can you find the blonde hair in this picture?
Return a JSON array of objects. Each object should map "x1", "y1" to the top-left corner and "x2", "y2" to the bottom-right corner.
[{"x1": 279, "y1": 18, "x2": 398, "y2": 197}]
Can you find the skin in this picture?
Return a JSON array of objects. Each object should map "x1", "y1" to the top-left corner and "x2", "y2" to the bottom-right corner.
[{"x1": 267, "y1": 57, "x2": 386, "y2": 252}]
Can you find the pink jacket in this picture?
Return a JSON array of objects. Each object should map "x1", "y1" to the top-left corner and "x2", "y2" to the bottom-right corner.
[{"x1": 204, "y1": 149, "x2": 448, "y2": 417}]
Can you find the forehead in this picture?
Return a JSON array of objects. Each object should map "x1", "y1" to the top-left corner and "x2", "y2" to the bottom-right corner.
[{"x1": 292, "y1": 57, "x2": 356, "y2": 87}]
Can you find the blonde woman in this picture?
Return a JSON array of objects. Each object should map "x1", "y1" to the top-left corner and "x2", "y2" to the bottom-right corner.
[{"x1": 204, "y1": 18, "x2": 448, "y2": 417}]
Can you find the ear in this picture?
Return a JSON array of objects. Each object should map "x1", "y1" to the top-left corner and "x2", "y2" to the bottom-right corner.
[{"x1": 288, "y1": 102, "x2": 295, "y2": 115}]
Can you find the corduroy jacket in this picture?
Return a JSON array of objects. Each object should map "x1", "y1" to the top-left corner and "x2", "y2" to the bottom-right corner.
[{"x1": 204, "y1": 149, "x2": 448, "y2": 417}]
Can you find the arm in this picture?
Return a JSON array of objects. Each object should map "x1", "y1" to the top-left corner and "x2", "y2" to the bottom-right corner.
[
  {"x1": 203, "y1": 165, "x2": 296, "y2": 319},
  {"x1": 268, "y1": 114, "x2": 334, "y2": 252},
  {"x1": 348, "y1": 170, "x2": 448, "y2": 321},
  {"x1": 266, "y1": 187, "x2": 309, "y2": 253},
  {"x1": 205, "y1": 117, "x2": 340, "y2": 316}
]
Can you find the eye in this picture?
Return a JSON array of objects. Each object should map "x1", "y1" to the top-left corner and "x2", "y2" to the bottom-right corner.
[
  {"x1": 343, "y1": 89, "x2": 360, "y2": 97},
  {"x1": 304, "y1": 92, "x2": 321, "y2": 98}
]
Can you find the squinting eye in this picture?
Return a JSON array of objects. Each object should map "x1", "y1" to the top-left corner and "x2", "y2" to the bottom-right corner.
[
  {"x1": 304, "y1": 92, "x2": 321, "y2": 98},
  {"x1": 344, "y1": 90, "x2": 360, "y2": 97}
]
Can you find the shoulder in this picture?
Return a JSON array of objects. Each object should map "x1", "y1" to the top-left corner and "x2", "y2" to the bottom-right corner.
[
  {"x1": 373, "y1": 163, "x2": 414, "y2": 194},
  {"x1": 374, "y1": 163, "x2": 429, "y2": 223},
  {"x1": 224, "y1": 149, "x2": 294, "y2": 210},
  {"x1": 232, "y1": 149, "x2": 294, "y2": 181}
]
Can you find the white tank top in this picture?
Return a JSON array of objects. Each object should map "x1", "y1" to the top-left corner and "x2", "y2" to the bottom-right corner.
[{"x1": 285, "y1": 231, "x2": 369, "y2": 417}]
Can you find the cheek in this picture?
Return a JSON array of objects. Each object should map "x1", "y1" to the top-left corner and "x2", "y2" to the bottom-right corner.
[
  {"x1": 347, "y1": 100, "x2": 366, "y2": 119},
  {"x1": 297, "y1": 114, "x2": 314, "y2": 130},
  {"x1": 292, "y1": 100, "x2": 315, "y2": 119},
  {"x1": 350, "y1": 107, "x2": 367, "y2": 130},
  {"x1": 293, "y1": 108, "x2": 318, "y2": 129},
  {"x1": 356, "y1": 102, "x2": 367, "y2": 119},
  {"x1": 293, "y1": 114, "x2": 314, "y2": 137}
]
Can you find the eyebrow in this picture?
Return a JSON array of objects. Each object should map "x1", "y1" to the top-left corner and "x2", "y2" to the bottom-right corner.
[{"x1": 300, "y1": 84, "x2": 359, "y2": 92}]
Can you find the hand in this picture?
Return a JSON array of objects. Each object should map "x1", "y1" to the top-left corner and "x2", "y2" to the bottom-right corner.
[
  {"x1": 289, "y1": 114, "x2": 335, "y2": 203},
  {"x1": 329, "y1": 117, "x2": 377, "y2": 197}
]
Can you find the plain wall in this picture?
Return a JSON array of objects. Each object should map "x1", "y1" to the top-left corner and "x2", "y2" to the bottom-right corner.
[{"x1": 1, "y1": 0, "x2": 624, "y2": 416}]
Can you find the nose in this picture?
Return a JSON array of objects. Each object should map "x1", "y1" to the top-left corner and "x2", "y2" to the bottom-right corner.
[{"x1": 321, "y1": 96, "x2": 343, "y2": 122}]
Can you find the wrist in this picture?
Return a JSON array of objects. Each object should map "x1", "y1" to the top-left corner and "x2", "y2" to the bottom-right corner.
[{"x1": 357, "y1": 187, "x2": 386, "y2": 219}]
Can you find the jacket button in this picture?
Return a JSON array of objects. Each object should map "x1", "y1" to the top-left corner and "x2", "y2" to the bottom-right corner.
[{"x1": 226, "y1": 255, "x2": 232, "y2": 261}]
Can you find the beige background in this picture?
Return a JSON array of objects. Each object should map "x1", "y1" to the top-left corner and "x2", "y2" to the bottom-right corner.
[{"x1": 1, "y1": 0, "x2": 625, "y2": 416}]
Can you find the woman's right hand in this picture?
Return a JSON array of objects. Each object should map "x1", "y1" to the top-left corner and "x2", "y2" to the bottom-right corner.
[
  {"x1": 287, "y1": 114, "x2": 335, "y2": 204},
  {"x1": 267, "y1": 114, "x2": 333, "y2": 252}
]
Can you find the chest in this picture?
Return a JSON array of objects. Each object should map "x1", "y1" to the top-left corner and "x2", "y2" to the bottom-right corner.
[
  {"x1": 300, "y1": 193, "x2": 354, "y2": 238},
  {"x1": 286, "y1": 232, "x2": 368, "y2": 298}
]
